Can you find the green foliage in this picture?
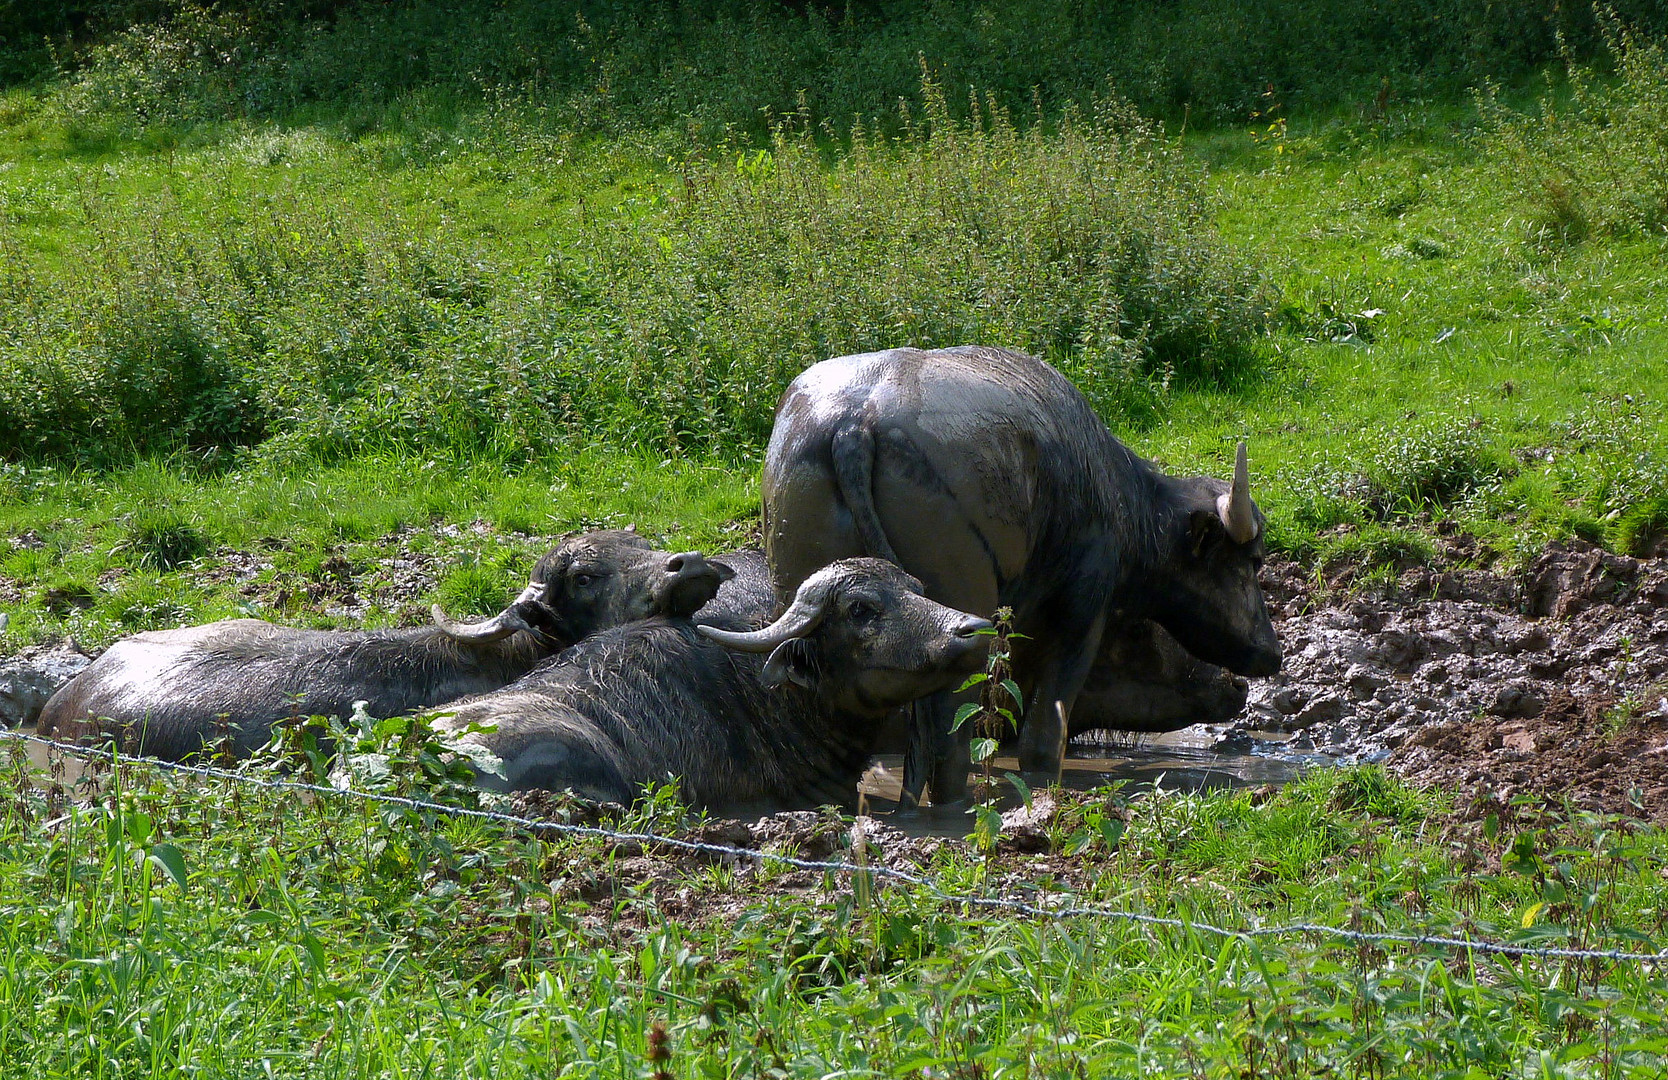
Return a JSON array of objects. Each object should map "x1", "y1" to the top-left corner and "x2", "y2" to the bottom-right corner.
[
  {"x1": 15, "y1": 0, "x2": 1668, "y2": 131},
  {"x1": 434, "y1": 557, "x2": 517, "y2": 619},
  {"x1": 570, "y1": 82, "x2": 1266, "y2": 447},
  {"x1": 1487, "y1": 22, "x2": 1668, "y2": 239},
  {"x1": 2, "y1": 748, "x2": 1664, "y2": 1076},
  {"x1": 0, "y1": 74, "x2": 1261, "y2": 464},
  {"x1": 119, "y1": 506, "x2": 209, "y2": 570}
]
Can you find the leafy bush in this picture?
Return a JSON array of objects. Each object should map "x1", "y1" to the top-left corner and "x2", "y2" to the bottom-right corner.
[
  {"x1": 20, "y1": 0, "x2": 1668, "y2": 131},
  {"x1": 1284, "y1": 419, "x2": 1510, "y2": 541},
  {"x1": 120, "y1": 507, "x2": 210, "y2": 570},
  {"x1": 1487, "y1": 20, "x2": 1668, "y2": 239},
  {"x1": 541, "y1": 81, "x2": 1268, "y2": 450},
  {"x1": 0, "y1": 76, "x2": 1264, "y2": 463}
]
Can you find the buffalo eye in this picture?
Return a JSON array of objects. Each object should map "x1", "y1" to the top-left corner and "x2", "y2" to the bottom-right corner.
[
  {"x1": 572, "y1": 572, "x2": 597, "y2": 588},
  {"x1": 846, "y1": 599, "x2": 879, "y2": 622}
]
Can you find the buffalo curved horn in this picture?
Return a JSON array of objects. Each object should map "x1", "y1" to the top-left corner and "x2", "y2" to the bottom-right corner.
[
  {"x1": 431, "y1": 582, "x2": 543, "y2": 643},
  {"x1": 698, "y1": 577, "x2": 833, "y2": 653},
  {"x1": 1216, "y1": 441, "x2": 1257, "y2": 545}
]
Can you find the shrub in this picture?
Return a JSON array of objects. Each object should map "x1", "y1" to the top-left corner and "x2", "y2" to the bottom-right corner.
[
  {"x1": 544, "y1": 80, "x2": 1269, "y2": 451},
  {"x1": 23, "y1": 0, "x2": 1668, "y2": 131},
  {"x1": 0, "y1": 76, "x2": 1264, "y2": 463},
  {"x1": 1486, "y1": 20, "x2": 1668, "y2": 239},
  {"x1": 121, "y1": 508, "x2": 210, "y2": 570}
]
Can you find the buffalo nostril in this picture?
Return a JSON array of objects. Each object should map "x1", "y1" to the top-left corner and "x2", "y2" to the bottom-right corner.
[
  {"x1": 955, "y1": 616, "x2": 994, "y2": 638},
  {"x1": 666, "y1": 552, "x2": 707, "y2": 577}
]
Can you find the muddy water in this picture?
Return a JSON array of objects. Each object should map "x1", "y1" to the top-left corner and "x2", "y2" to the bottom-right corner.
[{"x1": 858, "y1": 729, "x2": 1334, "y2": 836}]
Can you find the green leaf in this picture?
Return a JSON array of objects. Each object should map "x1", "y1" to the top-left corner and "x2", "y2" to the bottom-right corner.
[
  {"x1": 1097, "y1": 817, "x2": 1126, "y2": 849},
  {"x1": 969, "y1": 738, "x2": 999, "y2": 763},
  {"x1": 126, "y1": 811, "x2": 154, "y2": 845},
  {"x1": 956, "y1": 672, "x2": 989, "y2": 692},
  {"x1": 1062, "y1": 828, "x2": 1093, "y2": 857},
  {"x1": 300, "y1": 931, "x2": 327, "y2": 972},
  {"x1": 1000, "y1": 679, "x2": 1024, "y2": 710},
  {"x1": 1521, "y1": 901, "x2": 1545, "y2": 928},
  {"x1": 148, "y1": 843, "x2": 188, "y2": 891},
  {"x1": 951, "y1": 702, "x2": 982, "y2": 732},
  {"x1": 241, "y1": 910, "x2": 281, "y2": 926},
  {"x1": 1004, "y1": 771, "x2": 1033, "y2": 810}
]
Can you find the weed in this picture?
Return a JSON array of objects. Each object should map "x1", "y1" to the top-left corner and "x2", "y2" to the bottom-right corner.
[
  {"x1": 119, "y1": 508, "x2": 209, "y2": 571},
  {"x1": 1486, "y1": 22, "x2": 1668, "y2": 238}
]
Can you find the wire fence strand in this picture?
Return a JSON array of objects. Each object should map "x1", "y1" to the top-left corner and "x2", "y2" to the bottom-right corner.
[{"x1": 5, "y1": 729, "x2": 1665, "y2": 965}]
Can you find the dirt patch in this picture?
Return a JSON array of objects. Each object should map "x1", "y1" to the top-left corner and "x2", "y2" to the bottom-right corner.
[
  {"x1": 505, "y1": 790, "x2": 1128, "y2": 931},
  {"x1": 1229, "y1": 538, "x2": 1668, "y2": 822}
]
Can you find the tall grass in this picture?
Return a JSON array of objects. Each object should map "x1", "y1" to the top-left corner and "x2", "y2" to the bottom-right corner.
[
  {"x1": 14, "y1": 0, "x2": 1668, "y2": 132},
  {"x1": 1487, "y1": 21, "x2": 1668, "y2": 240},
  {"x1": 0, "y1": 77, "x2": 1265, "y2": 465}
]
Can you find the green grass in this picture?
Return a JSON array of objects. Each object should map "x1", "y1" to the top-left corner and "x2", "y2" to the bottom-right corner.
[
  {"x1": 3, "y1": 745, "x2": 1664, "y2": 1078},
  {"x1": 0, "y1": 453, "x2": 755, "y2": 650}
]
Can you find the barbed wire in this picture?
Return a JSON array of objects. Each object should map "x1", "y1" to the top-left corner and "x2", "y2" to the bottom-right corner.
[{"x1": 4, "y1": 729, "x2": 1665, "y2": 965}]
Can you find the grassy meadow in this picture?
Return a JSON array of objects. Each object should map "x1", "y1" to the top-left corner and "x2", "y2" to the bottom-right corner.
[{"x1": 4, "y1": 2, "x2": 1668, "y2": 1075}]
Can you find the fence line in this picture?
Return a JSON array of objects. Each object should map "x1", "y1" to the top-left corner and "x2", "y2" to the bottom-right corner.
[{"x1": 4, "y1": 729, "x2": 1665, "y2": 965}]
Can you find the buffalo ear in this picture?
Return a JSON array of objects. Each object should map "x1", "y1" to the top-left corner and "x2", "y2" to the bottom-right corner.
[
  {"x1": 1187, "y1": 509, "x2": 1223, "y2": 557},
  {"x1": 761, "y1": 638, "x2": 818, "y2": 690}
]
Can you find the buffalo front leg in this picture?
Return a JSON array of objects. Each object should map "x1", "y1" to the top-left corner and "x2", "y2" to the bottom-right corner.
[
  {"x1": 1014, "y1": 612, "x2": 1106, "y2": 774},
  {"x1": 903, "y1": 691, "x2": 971, "y2": 809}
]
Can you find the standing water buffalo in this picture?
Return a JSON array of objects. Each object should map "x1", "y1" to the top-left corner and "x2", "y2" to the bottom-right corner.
[
  {"x1": 704, "y1": 548, "x2": 1248, "y2": 744},
  {"x1": 38, "y1": 530, "x2": 731, "y2": 760},
  {"x1": 762, "y1": 345, "x2": 1281, "y2": 801},
  {"x1": 434, "y1": 558, "x2": 990, "y2": 811}
]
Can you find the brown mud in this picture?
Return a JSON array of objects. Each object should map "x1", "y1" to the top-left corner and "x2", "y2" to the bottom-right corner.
[{"x1": 1241, "y1": 537, "x2": 1668, "y2": 823}]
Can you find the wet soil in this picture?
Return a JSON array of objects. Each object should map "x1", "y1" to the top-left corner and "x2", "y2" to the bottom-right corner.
[{"x1": 1234, "y1": 537, "x2": 1668, "y2": 823}]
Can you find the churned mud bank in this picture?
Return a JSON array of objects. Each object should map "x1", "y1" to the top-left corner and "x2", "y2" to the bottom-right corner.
[{"x1": 1232, "y1": 538, "x2": 1668, "y2": 822}]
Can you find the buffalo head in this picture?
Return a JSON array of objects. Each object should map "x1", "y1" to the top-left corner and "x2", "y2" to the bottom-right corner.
[
  {"x1": 700, "y1": 557, "x2": 990, "y2": 717},
  {"x1": 431, "y1": 529, "x2": 733, "y2": 647},
  {"x1": 1147, "y1": 443, "x2": 1282, "y2": 677}
]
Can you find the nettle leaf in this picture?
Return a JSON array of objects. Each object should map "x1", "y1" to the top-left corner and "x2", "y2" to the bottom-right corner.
[
  {"x1": 1005, "y1": 771, "x2": 1033, "y2": 810},
  {"x1": 1000, "y1": 679, "x2": 1024, "y2": 710},
  {"x1": 951, "y1": 702, "x2": 982, "y2": 732},
  {"x1": 148, "y1": 843, "x2": 188, "y2": 891},
  {"x1": 970, "y1": 738, "x2": 999, "y2": 763}
]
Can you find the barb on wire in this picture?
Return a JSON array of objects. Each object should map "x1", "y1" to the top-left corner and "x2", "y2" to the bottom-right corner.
[{"x1": 4, "y1": 729, "x2": 1665, "y2": 965}]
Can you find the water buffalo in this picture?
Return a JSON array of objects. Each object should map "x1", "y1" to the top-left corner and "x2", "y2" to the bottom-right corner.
[
  {"x1": 38, "y1": 530, "x2": 730, "y2": 760},
  {"x1": 704, "y1": 548, "x2": 1247, "y2": 741},
  {"x1": 762, "y1": 345, "x2": 1281, "y2": 801},
  {"x1": 434, "y1": 558, "x2": 990, "y2": 811}
]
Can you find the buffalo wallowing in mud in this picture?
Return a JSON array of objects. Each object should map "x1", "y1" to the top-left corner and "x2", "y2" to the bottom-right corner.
[
  {"x1": 762, "y1": 344, "x2": 1281, "y2": 803},
  {"x1": 38, "y1": 530, "x2": 730, "y2": 760},
  {"x1": 436, "y1": 557, "x2": 991, "y2": 810}
]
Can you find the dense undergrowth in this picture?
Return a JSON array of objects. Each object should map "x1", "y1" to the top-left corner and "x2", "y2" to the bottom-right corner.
[
  {"x1": 4, "y1": 740, "x2": 1666, "y2": 1077},
  {"x1": 8, "y1": 0, "x2": 1668, "y2": 127},
  {"x1": 0, "y1": 74, "x2": 1262, "y2": 463}
]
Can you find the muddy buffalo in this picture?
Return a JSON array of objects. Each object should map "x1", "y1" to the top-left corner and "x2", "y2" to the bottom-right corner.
[
  {"x1": 39, "y1": 530, "x2": 730, "y2": 760},
  {"x1": 435, "y1": 558, "x2": 990, "y2": 811},
  {"x1": 704, "y1": 548, "x2": 1247, "y2": 742},
  {"x1": 763, "y1": 345, "x2": 1281, "y2": 801}
]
